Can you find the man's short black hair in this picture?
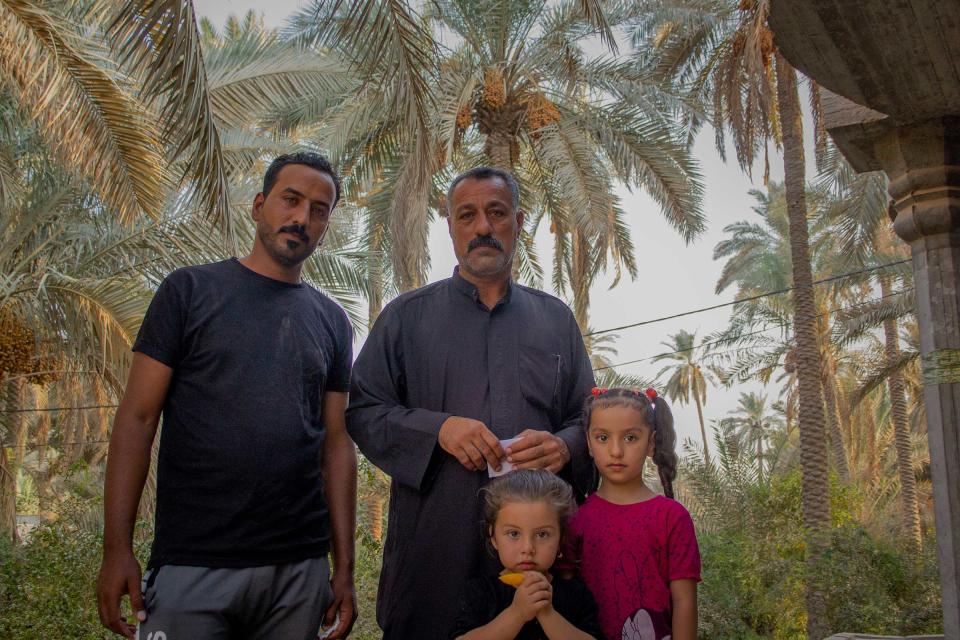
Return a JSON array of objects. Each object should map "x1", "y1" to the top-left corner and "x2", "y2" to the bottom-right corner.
[
  {"x1": 446, "y1": 166, "x2": 520, "y2": 214},
  {"x1": 262, "y1": 152, "x2": 342, "y2": 206}
]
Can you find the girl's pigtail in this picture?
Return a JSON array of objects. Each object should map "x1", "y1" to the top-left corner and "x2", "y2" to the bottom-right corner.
[{"x1": 651, "y1": 396, "x2": 678, "y2": 499}]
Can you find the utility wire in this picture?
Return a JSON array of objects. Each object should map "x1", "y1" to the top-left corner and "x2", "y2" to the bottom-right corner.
[
  {"x1": 585, "y1": 259, "x2": 910, "y2": 338},
  {"x1": 0, "y1": 262, "x2": 914, "y2": 412},
  {"x1": 593, "y1": 286, "x2": 914, "y2": 372},
  {"x1": 0, "y1": 404, "x2": 117, "y2": 414},
  {"x1": 29, "y1": 439, "x2": 111, "y2": 448}
]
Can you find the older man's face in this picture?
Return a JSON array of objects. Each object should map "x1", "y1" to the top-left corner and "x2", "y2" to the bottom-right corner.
[{"x1": 447, "y1": 176, "x2": 523, "y2": 280}]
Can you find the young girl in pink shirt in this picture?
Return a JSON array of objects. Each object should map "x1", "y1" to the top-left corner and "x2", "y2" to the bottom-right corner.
[{"x1": 567, "y1": 387, "x2": 701, "y2": 640}]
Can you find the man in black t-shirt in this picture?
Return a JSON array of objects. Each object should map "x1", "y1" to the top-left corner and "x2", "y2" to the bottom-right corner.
[{"x1": 96, "y1": 153, "x2": 358, "y2": 640}]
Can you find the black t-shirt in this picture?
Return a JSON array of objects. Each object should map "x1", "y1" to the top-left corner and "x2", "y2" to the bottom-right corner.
[
  {"x1": 449, "y1": 575, "x2": 604, "y2": 639},
  {"x1": 134, "y1": 258, "x2": 353, "y2": 569}
]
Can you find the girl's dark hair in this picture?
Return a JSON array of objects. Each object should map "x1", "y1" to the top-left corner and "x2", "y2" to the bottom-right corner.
[
  {"x1": 480, "y1": 469, "x2": 576, "y2": 535},
  {"x1": 583, "y1": 388, "x2": 679, "y2": 499}
]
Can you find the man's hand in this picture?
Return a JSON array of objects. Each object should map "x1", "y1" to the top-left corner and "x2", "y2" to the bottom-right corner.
[
  {"x1": 505, "y1": 429, "x2": 570, "y2": 473},
  {"x1": 322, "y1": 571, "x2": 357, "y2": 639},
  {"x1": 96, "y1": 547, "x2": 146, "y2": 639},
  {"x1": 509, "y1": 571, "x2": 552, "y2": 621},
  {"x1": 438, "y1": 416, "x2": 504, "y2": 471}
]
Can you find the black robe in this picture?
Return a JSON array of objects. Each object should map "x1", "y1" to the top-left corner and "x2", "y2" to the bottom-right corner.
[{"x1": 347, "y1": 269, "x2": 596, "y2": 639}]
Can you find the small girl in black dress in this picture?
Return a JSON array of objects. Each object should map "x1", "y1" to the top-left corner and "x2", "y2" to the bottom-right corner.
[{"x1": 449, "y1": 469, "x2": 603, "y2": 640}]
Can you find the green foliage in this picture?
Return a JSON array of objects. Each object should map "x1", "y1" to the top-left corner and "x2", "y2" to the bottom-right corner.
[
  {"x1": 693, "y1": 470, "x2": 942, "y2": 639},
  {"x1": 351, "y1": 520, "x2": 385, "y2": 640},
  {"x1": 0, "y1": 500, "x2": 148, "y2": 640},
  {"x1": 0, "y1": 497, "x2": 388, "y2": 640}
]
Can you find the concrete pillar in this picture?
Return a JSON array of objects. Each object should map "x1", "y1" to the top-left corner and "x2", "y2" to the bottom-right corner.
[{"x1": 880, "y1": 116, "x2": 960, "y2": 638}]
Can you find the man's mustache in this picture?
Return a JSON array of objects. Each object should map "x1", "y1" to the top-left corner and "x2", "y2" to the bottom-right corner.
[
  {"x1": 468, "y1": 235, "x2": 503, "y2": 252},
  {"x1": 279, "y1": 224, "x2": 308, "y2": 242}
]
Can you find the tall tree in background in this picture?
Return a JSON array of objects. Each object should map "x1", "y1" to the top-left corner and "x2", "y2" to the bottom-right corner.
[
  {"x1": 655, "y1": 329, "x2": 715, "y2": 461},
  {"x1": 712, "y1": 184, "x2": 851, "y2": 480},
  {"x1": 633, "y1": 2, "x2": 832, "y2": 633},
  {"x1": 724, "y1": 391, "x2": 782, "y2": 483},
  {"x1": 820, "y1": 147, "x2": 923, "y2": 553}
]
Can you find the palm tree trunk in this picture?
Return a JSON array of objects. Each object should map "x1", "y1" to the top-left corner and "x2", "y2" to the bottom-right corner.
[
  {"x1": 485, "y1": 129, "x2": 513, "y2": 172},
  {"x1": 362, "y1": 467, "x2": 389, "y2": 543},
  {"x1": 368, "y1": 229, "x2": 386, "y2": 327},
  {"x1": 571, "y1": 229, "x2": 591, "y2": 333},
  {"x1": 864, "y1": 400, "x2": 878, "y2": 484},
  {"x1": 755, "y1": 425, "x2": 764, "y2": 484},
  {"x1": 822, "y1": 373, "x2": 850, "y2": 482},
  {"x1": 390, "y1": 137, "x2": 434, "y2": 292},
  {"x1": 362, "y1": 491, "x2": 384, "y2": 543},
  {"x1": 0, "y1": 377, "x2": 19, "y2": 543},
  {"x1": 880, "y1": 275, "x2": 923, "y2": 553},
  {"x1": 88, "y1": 377, "x2": 111, "y2": 467},
  {"x1": 693, "y1": 391, "x2": 711, "y2": 464},
  {"x1": 776, "y1": 53, "x2": 831, "y2": 640}
]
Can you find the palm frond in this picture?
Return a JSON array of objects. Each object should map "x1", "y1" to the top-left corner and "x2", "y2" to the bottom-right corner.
[
  {"x1": 107, "y1": 0, "x2": 231, "y2": 230},
  {"x1": 1, "y1": 0, "x2": 166, "y2": 223},
  {"x1": 288, "y1": 0, "x2": 436, "y2": 131}
]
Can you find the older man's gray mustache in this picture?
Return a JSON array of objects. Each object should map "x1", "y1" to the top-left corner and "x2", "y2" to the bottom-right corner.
[{"x1": 468, "y1": 235, "x2": 503, "y2": 252}]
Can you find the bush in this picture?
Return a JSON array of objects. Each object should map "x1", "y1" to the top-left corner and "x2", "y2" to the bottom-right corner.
[
  {"x1": 0, "y1": 498, "x2": 388, "y2": 640},
  {"x1": 0, "y1": 500, "x2": 138, "y2": 640},
  {"x1": 695, "y1": 470, "x2": 943, "y2": 639}
]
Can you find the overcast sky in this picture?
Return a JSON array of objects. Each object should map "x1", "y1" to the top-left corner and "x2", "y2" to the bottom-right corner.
[{"x1": 194, "y1": 0, "x2": 812, "y2": 448}]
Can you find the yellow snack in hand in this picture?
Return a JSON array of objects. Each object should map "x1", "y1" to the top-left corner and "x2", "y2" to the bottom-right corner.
[{"x1": 498, "y1": 572, "x2": 524, "y2": 587}]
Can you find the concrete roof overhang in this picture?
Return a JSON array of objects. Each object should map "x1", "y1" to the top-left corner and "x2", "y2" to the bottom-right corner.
[
  {"x1": 768, "y1": 0, "x2": 960, "y2": 125},
  {"x1": 769, "y1": 0, "x2": 960, "y2": 186}
]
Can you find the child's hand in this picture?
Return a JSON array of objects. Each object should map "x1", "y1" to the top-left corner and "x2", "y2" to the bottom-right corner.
[
  {"x1": 509, "y1": 571, "x2": 552, "y2": 621},
  {"x1": 533, "y1": 577, "x2": 555, "y2": 620}
]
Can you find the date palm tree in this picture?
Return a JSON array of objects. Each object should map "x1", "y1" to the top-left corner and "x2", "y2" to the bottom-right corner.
[
  {"x1": 632, "y1": 24, "x2": 834, "y2": 630},
  {"x1": 819, "y1": 145, "x2": 924, "y2": 553},
  {"x1": 287, "y1": 0, "x2": 705, "y2": 333},
  {"x1": 632, "y1": 3, "x2": 835, "y2": 631},
  {"x1": 723, "y1": 391, "x2": 782, "y2": 483},
  {"x1": 655, "y1": 329, "x2": 715, "y2": 461},
  {"x1": 712, "y1": 184, "x2": 853, "y2": 480}
]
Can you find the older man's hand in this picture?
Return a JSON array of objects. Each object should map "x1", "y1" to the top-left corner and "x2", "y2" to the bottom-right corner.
[
  {"x1": 505, "y1": 430, "x2": 570, "y2": 473},
  {"x1": 438, "y1": 416, "x2": 505, "y2": 471}
]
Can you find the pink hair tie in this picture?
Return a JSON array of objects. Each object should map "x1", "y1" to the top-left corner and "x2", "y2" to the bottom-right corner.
[{"x1": 591, "y1": 387, "x2": 608, "y2": 396}]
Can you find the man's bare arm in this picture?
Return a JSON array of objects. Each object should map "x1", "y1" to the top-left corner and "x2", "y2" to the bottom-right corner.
[
  {"x1": 320, "y1": 391, "x2": 358, "y2": 639},
  {"x1": 96, "y1": 352, "x2": 172, "y2": 638}
]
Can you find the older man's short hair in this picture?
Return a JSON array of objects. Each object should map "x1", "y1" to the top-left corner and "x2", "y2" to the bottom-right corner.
[{"x1": 446, "y1": 167, "x2": 520, "y2": 214}]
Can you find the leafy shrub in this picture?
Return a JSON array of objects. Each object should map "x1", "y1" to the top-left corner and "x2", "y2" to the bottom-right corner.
[
  {"x1": 0, "y1": 497, "x2": 388, "y2": 640},
  {"x1": 0, "y1": 499, "x2": 141, "y2": 640},
  {"x1": 694, "y1": 470, "x2": 942, "y2": 639}
]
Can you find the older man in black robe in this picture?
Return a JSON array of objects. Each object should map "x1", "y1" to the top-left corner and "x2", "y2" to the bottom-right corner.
[{"x1": 347, "y1": 167, "x2": 595, "y2": 639}]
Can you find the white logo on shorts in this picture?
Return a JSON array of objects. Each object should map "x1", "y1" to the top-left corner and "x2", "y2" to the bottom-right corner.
[{"x1": 146, "y1": 633, "x2": 167, "y2": 640}]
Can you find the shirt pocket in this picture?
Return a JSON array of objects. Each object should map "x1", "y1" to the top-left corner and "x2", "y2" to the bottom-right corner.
[{"x1": 518, "y1": 345, "x2": 562, "y2": 419}]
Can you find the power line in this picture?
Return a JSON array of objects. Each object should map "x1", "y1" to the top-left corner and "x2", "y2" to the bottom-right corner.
[
  {"x1": 0, "y1": 404, "x2": 117, "y2": 414},
  {"x1": 0, "y1": 261, "x2": 914, "y2": 410},
  {"x1": 585, "y1": 259, "x2": 910, "y2": 338},
  {"x1": 593, "y1": 286, "x2": 914, "y2": 372},
  {"x1": 30, "y1": 439, "x2": 111, "y2": 448}
]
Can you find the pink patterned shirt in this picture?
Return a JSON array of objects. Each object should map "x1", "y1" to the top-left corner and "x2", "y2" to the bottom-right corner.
[{"x1": 567, "y1": 494, "x2": 701, "y2": 640}]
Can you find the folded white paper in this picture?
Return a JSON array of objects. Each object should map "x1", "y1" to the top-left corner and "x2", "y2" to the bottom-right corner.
[{"x1": 488, "y1": 436, "x2": 523, "y2": 478}]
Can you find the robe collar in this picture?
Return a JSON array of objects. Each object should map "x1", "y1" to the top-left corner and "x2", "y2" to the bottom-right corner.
[{"x1": 452, "y1": 266, "x2": 513, "y2": 310}]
